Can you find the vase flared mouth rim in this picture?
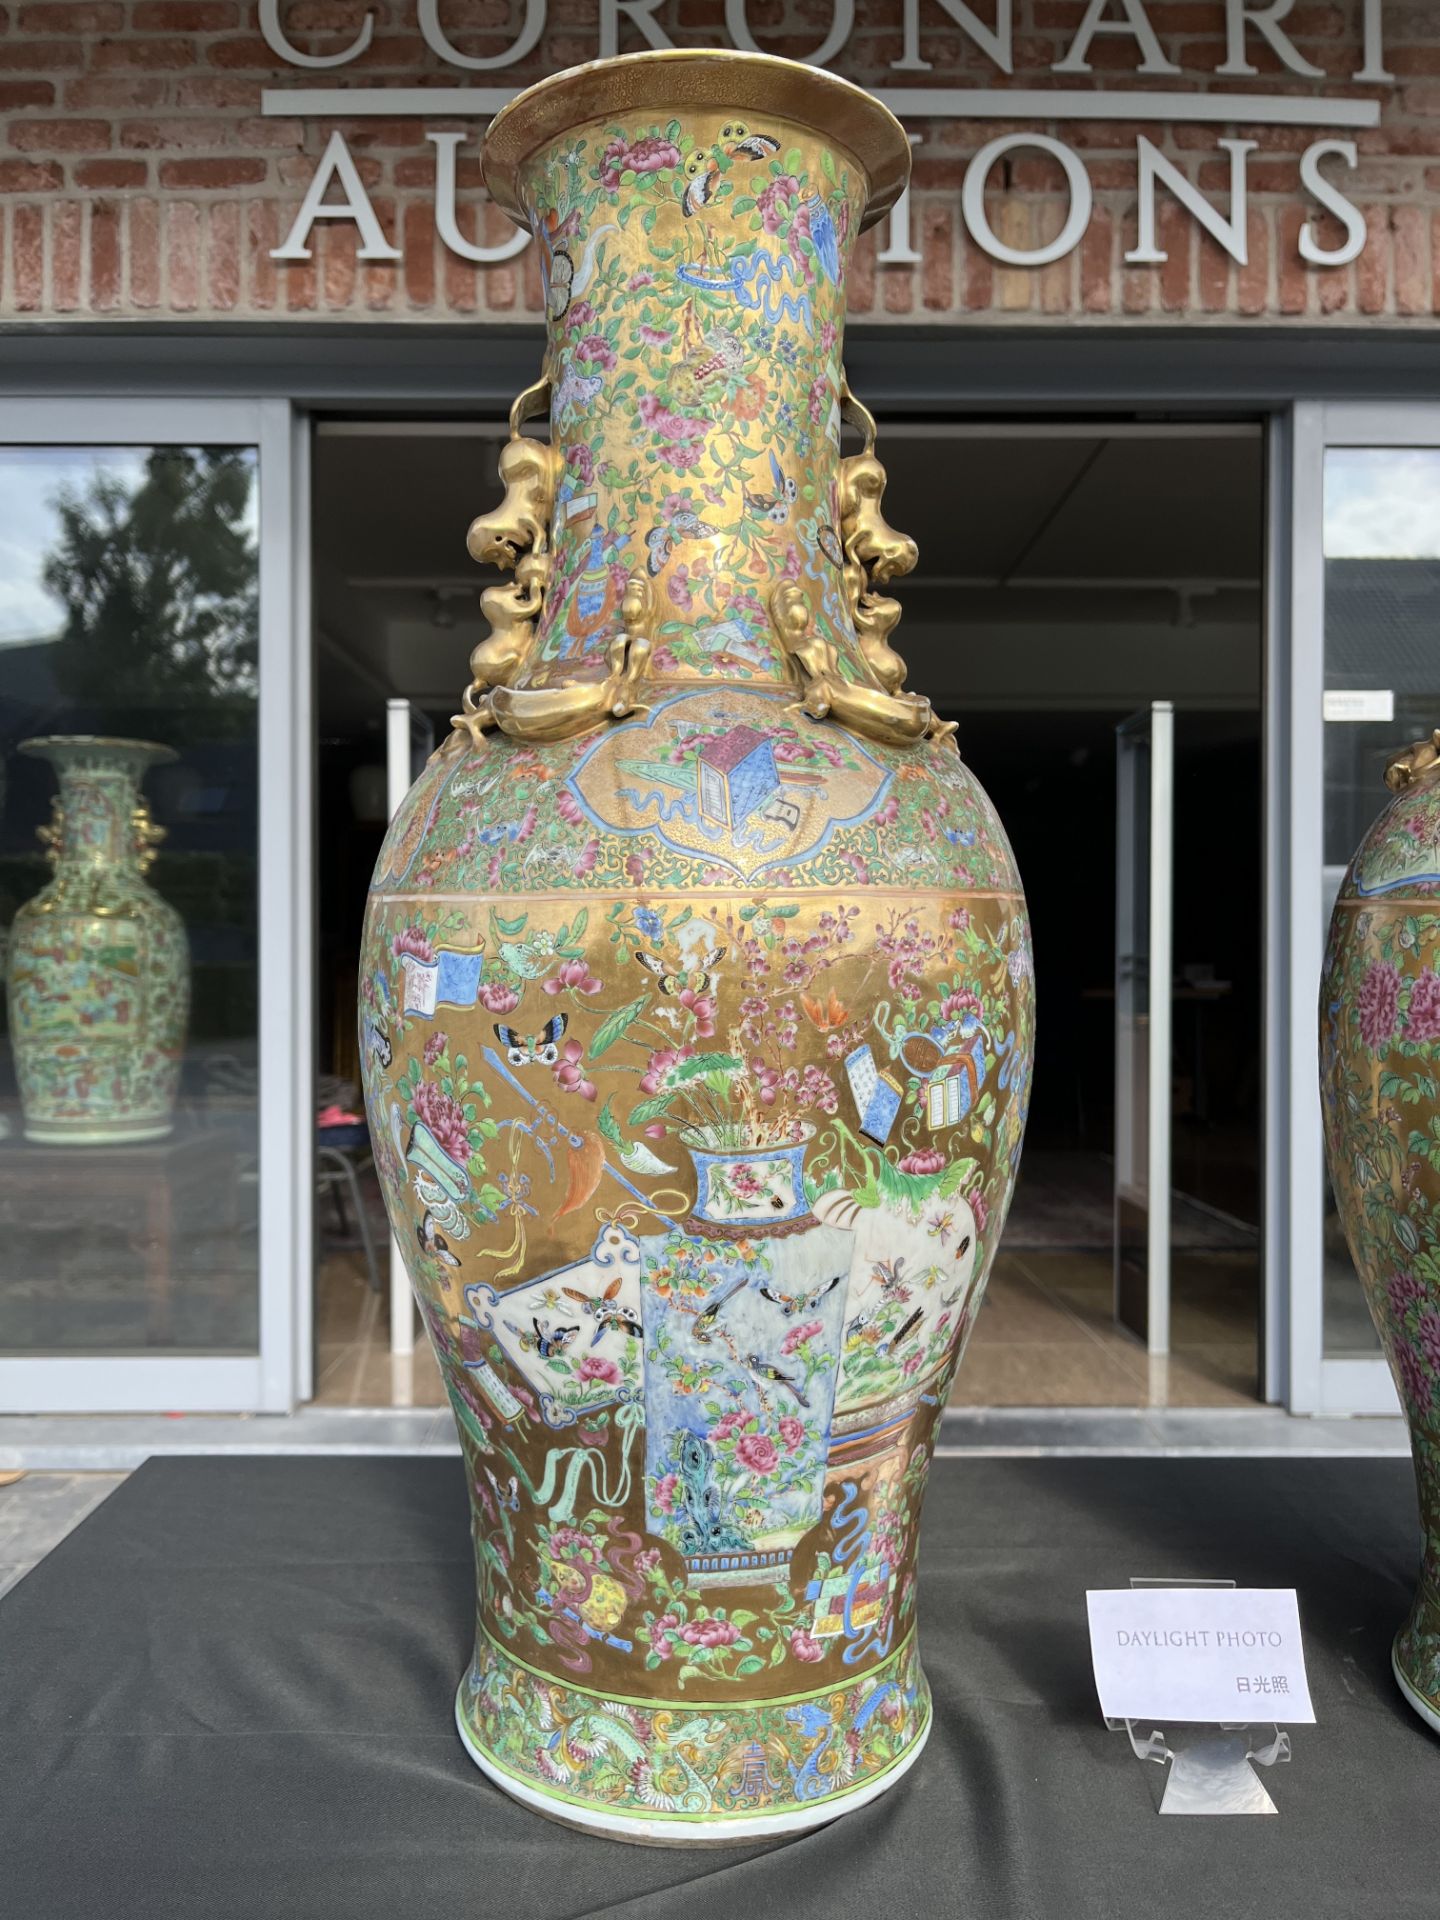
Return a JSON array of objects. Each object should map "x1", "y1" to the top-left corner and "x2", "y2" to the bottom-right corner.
[
  {"x1": 483, "y1": 48, "x2": 910, "y2": 235},
  {"x1": 19, "y1": 734, "x2": 177, "y2": 765}
]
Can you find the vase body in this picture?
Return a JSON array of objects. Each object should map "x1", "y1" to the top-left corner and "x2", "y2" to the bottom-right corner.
[
  {"x1": 5, "y1": 736, "x2": 188, "y2": 1145},
  {"x1": 360, "y1": 51, "x2": 1033, "y2": 1843},
  {"x1": 1320, "y1": 734, "x2": 1440, "y2": 1732}
]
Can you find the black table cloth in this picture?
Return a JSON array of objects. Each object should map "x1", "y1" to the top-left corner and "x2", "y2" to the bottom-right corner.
[{"x1": 2, "y1": 1455, "x2": 1435, "y2": 1919}]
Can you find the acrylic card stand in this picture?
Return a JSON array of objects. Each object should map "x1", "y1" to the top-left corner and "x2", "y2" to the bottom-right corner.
[{"x1": 1103, "y1": 1579, "x2": 1293, "y2": 1816}]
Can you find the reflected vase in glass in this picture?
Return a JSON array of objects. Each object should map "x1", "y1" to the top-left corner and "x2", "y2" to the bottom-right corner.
[
  {"x1": 5, "y1": 735, "x2": 189, "y2": 1145},
  {"x1": 1320, "y1": 728, "x2": 1440, "y2": 1732},
  {"x1": 359, "y1": 50, "x2": 1034, "y2": 1843}
]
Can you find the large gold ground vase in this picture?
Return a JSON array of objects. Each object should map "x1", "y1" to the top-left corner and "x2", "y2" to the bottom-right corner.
[
  {"x1": 1321, "y1": 730, "x2": 1440, "y2": 1734},
  {"x1": 360, "y1": 50, "x2": 1034, "y2": 1842}
]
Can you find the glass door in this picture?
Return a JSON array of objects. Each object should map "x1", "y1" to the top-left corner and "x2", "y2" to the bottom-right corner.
[
  {"x1": 1114, "y1": 703, "x2": 1174, "y2": 1354},
  {"x1": 0, "y1": 399, "x2": 308, "y2": 1412},
  {"x1": 1284, "y1": 404, "x2": 1440, "y2": 1415}
]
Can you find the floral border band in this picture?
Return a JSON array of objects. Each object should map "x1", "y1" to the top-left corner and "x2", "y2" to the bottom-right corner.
[{"x1": 458, "y1": 1621, "x2": 928, "y2": 1825}]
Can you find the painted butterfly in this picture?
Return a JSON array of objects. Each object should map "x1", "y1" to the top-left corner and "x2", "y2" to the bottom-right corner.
[
  {"x1": 633, "y1": 948, "x2": 725, "y2": 995},
  {"x1": 505, "y1": 1316, "x2": 580, "y2": 1360},
  {"x1": 494, "y1": 1013, "x2": 567, "y2": 1067},
  {"x1": 758, "y1": 1274, "x2": 843, "y2": 1317}
]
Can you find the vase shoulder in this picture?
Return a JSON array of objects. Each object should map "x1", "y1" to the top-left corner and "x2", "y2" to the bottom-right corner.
[{"x1": 376, "y1": 695, "x2": 1023, "y2": 903}]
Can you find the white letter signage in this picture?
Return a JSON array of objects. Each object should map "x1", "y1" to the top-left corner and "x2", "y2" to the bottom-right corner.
[
  {"x1": 260, "y1": 0, "x2": 372, "y2": 69},
  {"x1": 1053, "y1": 0, "x2": 1179, "y2": 77},
  {"x1": 963, "y1": 134, "x2": 1092, "y2": 267},
  {"x1": 272, "y1": 130, "x2": 400, "y2": 261},
  {"x1": 1218, "y1": 0, "x2": 1325, "y2": 80},
  {"x1": 419, "y1": 0, "x2": 545, "y2": 70}
]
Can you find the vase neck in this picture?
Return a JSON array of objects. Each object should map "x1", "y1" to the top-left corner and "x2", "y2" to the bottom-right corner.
[
  {"x1": 513, "y1": 105, "x2": 870, "y2": 696},
  {"x1": 22, "y1": 739, "x2": 170, "y2": 888}
]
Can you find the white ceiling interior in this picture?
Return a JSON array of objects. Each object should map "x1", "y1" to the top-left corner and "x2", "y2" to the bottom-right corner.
[{"x1": 313, "y1": 420, "x2": 1264, "y2": 741}]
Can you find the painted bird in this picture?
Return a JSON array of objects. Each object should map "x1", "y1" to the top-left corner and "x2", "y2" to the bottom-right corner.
[
  {"x1": 879, "y1": 1307, "x2": 925, "y2": 1357},
  {"x1": 743, "y1": 1353, "x2": 810, "y2": 1408},
  {"x1": 722, "y1": 121, "x2": 781, "y2": 160},
  {"x1": 692, "y1": 1273, "x2": 748, "y2": 1343},
  {"x1": 681, "y1": 148, "x2": 722, "y2": 218}
]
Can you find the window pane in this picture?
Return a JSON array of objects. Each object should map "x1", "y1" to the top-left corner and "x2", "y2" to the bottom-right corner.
[
  {"x1": 0, "y1": 446, "x2": 259, "y2": 1354},
  {"x1": 1321, "y1": 447, "x2": 1440, "y2": 1357}
]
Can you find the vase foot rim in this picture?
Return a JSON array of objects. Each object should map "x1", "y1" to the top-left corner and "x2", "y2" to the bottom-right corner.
[
  {"x1": 21, "y1": 1122, "x2": 174, "y2": 1144},
  {"x1": 1392, "y1": 1640, "x2": 1440, "y2": 1734},
  {"x1": 453, "y1": 1686, "x2": 931, "y2": 1846}
]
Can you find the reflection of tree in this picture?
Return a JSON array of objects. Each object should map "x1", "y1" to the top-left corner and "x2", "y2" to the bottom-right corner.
[{"x1": 43, "y1": 448, "x2": 257, "y2": 728}]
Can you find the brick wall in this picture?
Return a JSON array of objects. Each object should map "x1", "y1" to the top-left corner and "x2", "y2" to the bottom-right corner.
[{"x1": 0, "y1": 1, "x2": 1438, "y2": 324}]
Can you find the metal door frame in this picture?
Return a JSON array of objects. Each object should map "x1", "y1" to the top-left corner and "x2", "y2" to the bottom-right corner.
[
  {"x1": 1276, "y1": 401, "x2": 1435, "y2": 1416},
  {"x1": 0, "y1": 397, "x2": 312, "y2": 1413}
]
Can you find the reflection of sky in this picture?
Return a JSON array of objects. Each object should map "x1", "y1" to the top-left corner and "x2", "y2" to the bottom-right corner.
[
  {"x1": 1325, "y1": 447, "x2": 1440, "y2": 559},
  {"x1": 0, "y1": 446, "x2": 257, "y2": 647}
]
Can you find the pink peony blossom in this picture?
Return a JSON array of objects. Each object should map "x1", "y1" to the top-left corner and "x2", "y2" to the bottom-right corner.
[
  {"x1": 575, "y1": 333, "x2": 616, "y2": 371},
  {"x1": 781, "y1": 1319, "x2": 823, "y2": 1358},
  {"x1": 778, "y1": 1415, "x2": 805, "y2": 1452},
  {"x1": 1389, "y1": 1270, "x2": 1426, "y2": 1319},
  {"x1": 710, "y1": 1409, "x2": 749, "y2": 1443},
  {"x1": 637, "y1": 393, "x2": 708, "y2": 442},
  {"x1": 899, "y1": 1148, "x2": 946, "y2": 1177},
  {"x1": 578, "y1": 1354, "x2": 620, "y2": 1385},
  {"x1": 638, "y1": 323, "x2": 671, "y2": 346},
  {"x1": 553, "y1": 1038, "x2": 596, "y2": 1101},
  {"x1": 648, "y1": 1610, "x2": 679, "y2": 1657},
  {"x1": 635, "y1": 1548, "x2": 661, "y2": 1573},
  {"x1": 412, "y1": 1081, "x2": 468, "y2": 1165},
  {"x1": 1398, "y1": 1338, "x2": 1429, "y2": 1408},
  {"x1": 653, "y1": 1473, "x2": 678, "y2": 1514},
  {"x1": 789, "y1": 1627, "x2": 825, "y2": 1663},
  {"x1": 556, "y1": 788, "x2": 586, "y2": 826},
  {"x1": 565, "y1": 442, "x2": 594, "y2": 484},
  {"x1": 423, "y1": 1029, "x2": 448, "y2": 1067},
  {"x1": 680, "y1": 1616, "x2": 739, "y2": 1647},
  {"x1": 1407, "y1": 969, "x2": 1440, "y2": 1042},
  {"x1": 735, "y1": 1432, "x2": 779, "y2": 1474},
  {"x1": 1358, "y1": 960, "x2": 1401, "y2": 1051},
  {"x1": 599, "y1": 134, "x2": 681, "y2": 191},
  {"x1": 573, "y1": 836, "x2": 600, "y2": 878},
  {"x1": 757, "y1": 174, "x2": 800, "y2": 231},
  {"x1": 478, "y1": 982, "x2": 520, "y2": 1014},
  {"x1": 544, "y1": 957, "x2": 602, "y2": 996},
  {"x1": 393, "y1": 924, "x2": 435, "y2": 964}
]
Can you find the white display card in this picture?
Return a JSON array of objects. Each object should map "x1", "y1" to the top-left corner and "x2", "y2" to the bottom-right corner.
[
  {"x1": 1087, "y1": 1587, "x2": 1316, "y2": 1725},
  {"x1": 1323, "y1": 688, "x2": 1395, "y2": 723}
]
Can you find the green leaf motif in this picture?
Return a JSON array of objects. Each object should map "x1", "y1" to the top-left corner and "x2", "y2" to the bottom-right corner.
[
  {"x1": 590, "y1": 994, "x2": 651, "y2": 1060},
  {"x1": 597, "y1": 1095, "x2": 625, "y2": 1147},
  {"x1": 672, "y1": 1051, "x2": 743, "y2": 1083}
]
